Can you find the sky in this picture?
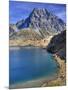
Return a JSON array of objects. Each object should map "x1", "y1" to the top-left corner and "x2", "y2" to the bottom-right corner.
[{"x1": 9, "y1": 1, "x2": 66, "y2": 24}]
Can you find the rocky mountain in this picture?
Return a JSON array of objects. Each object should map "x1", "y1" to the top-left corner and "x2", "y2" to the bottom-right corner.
[
  {"x1": 9, "y1": 8, "x2": 66, "y2": 44},
  {"x1": 16, "y1": 8, "x2": 65, "y2": 37},
  {"x1": 9, "y1": 25, "x2": 42, "y2": 40},
  {"x1": 9, "y1": 24, "x2": 16, "y2": 37},
  {"x1": 16, "y1": 19, "x2": 24, "y2": 28},
  {"x1": 47, "y1": 30, "x2": 66, "y2": 60}
]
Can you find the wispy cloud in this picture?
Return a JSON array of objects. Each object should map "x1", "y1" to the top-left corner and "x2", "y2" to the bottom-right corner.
[{"x1": 56, "y1": 11, "x2": 66, "y2": 22}]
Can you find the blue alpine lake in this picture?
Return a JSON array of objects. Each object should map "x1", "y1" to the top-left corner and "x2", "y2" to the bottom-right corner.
[{"x1": 9, "y1": 47, "x2": 58, "y2": 85}]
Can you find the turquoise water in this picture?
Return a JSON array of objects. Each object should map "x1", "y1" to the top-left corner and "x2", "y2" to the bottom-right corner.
[{"x1": 9, "y1": 47, "x2": 58, "y2": 85}]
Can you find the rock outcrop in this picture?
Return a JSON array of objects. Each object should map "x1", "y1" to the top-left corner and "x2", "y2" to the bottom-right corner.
[{"x1": 47, "y1": 30, "x2": 66, "y2": 60}]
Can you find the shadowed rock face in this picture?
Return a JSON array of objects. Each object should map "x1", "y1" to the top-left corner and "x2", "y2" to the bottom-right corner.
[
  {"x1": 9, "y1": 24, "x2": 18, "y2": 39},
  {"x1": 47, "y1": 30, "x2": 66, "y2": 60},
  {"x1": 16, "y1": 8, "x2": 65, "y2": 36},
  {"x1": 9, "y1": 24, "x2": 16, "y2": 37}
]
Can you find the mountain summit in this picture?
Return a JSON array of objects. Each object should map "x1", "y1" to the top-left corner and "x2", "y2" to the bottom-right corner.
[{"x1": 16, "y1": 8, "x2": 65, "y2": 37}]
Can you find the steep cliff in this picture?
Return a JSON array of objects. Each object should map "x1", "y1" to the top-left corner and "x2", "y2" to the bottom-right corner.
[{"x1": 47, "y1": 30, "x2": 66, "y2": 60}]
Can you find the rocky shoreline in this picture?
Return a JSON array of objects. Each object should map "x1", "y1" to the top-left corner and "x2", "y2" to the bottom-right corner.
[
  {"x1": 9, "y1": 49, "x2": 66, "y2": 89},
  {"x1": 9, "y1": 32, "x2": 66, "y2": 88},
  {"x1": 41, "y1": 54, "x2": 66, "y2": 87}
]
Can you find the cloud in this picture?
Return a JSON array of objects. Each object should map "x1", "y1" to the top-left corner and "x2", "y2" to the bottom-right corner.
[{"x1": 56, "y1": 11, "x2": 66, "y2": 22}]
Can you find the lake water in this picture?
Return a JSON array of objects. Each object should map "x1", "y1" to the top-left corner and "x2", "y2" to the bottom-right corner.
[{"x1": 9, "y1": 47, "x2": 58, "y2": 85}]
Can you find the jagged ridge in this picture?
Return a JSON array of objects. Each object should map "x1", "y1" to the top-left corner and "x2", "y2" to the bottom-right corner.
[{"x1": 16, "y1": 8, "x2": 65, "y2": 36}]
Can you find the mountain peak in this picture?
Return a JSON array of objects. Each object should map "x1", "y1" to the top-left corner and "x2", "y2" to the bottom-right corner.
[
  {"x1": 16, "y1": 8, "x2": 65, "y2": 36},
  {"x1": 32, "y1": 8, "x2": 48, "y2": 12},
  {"x1": 29, "y1": 8, "x2": 50, "y2": 18}
]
